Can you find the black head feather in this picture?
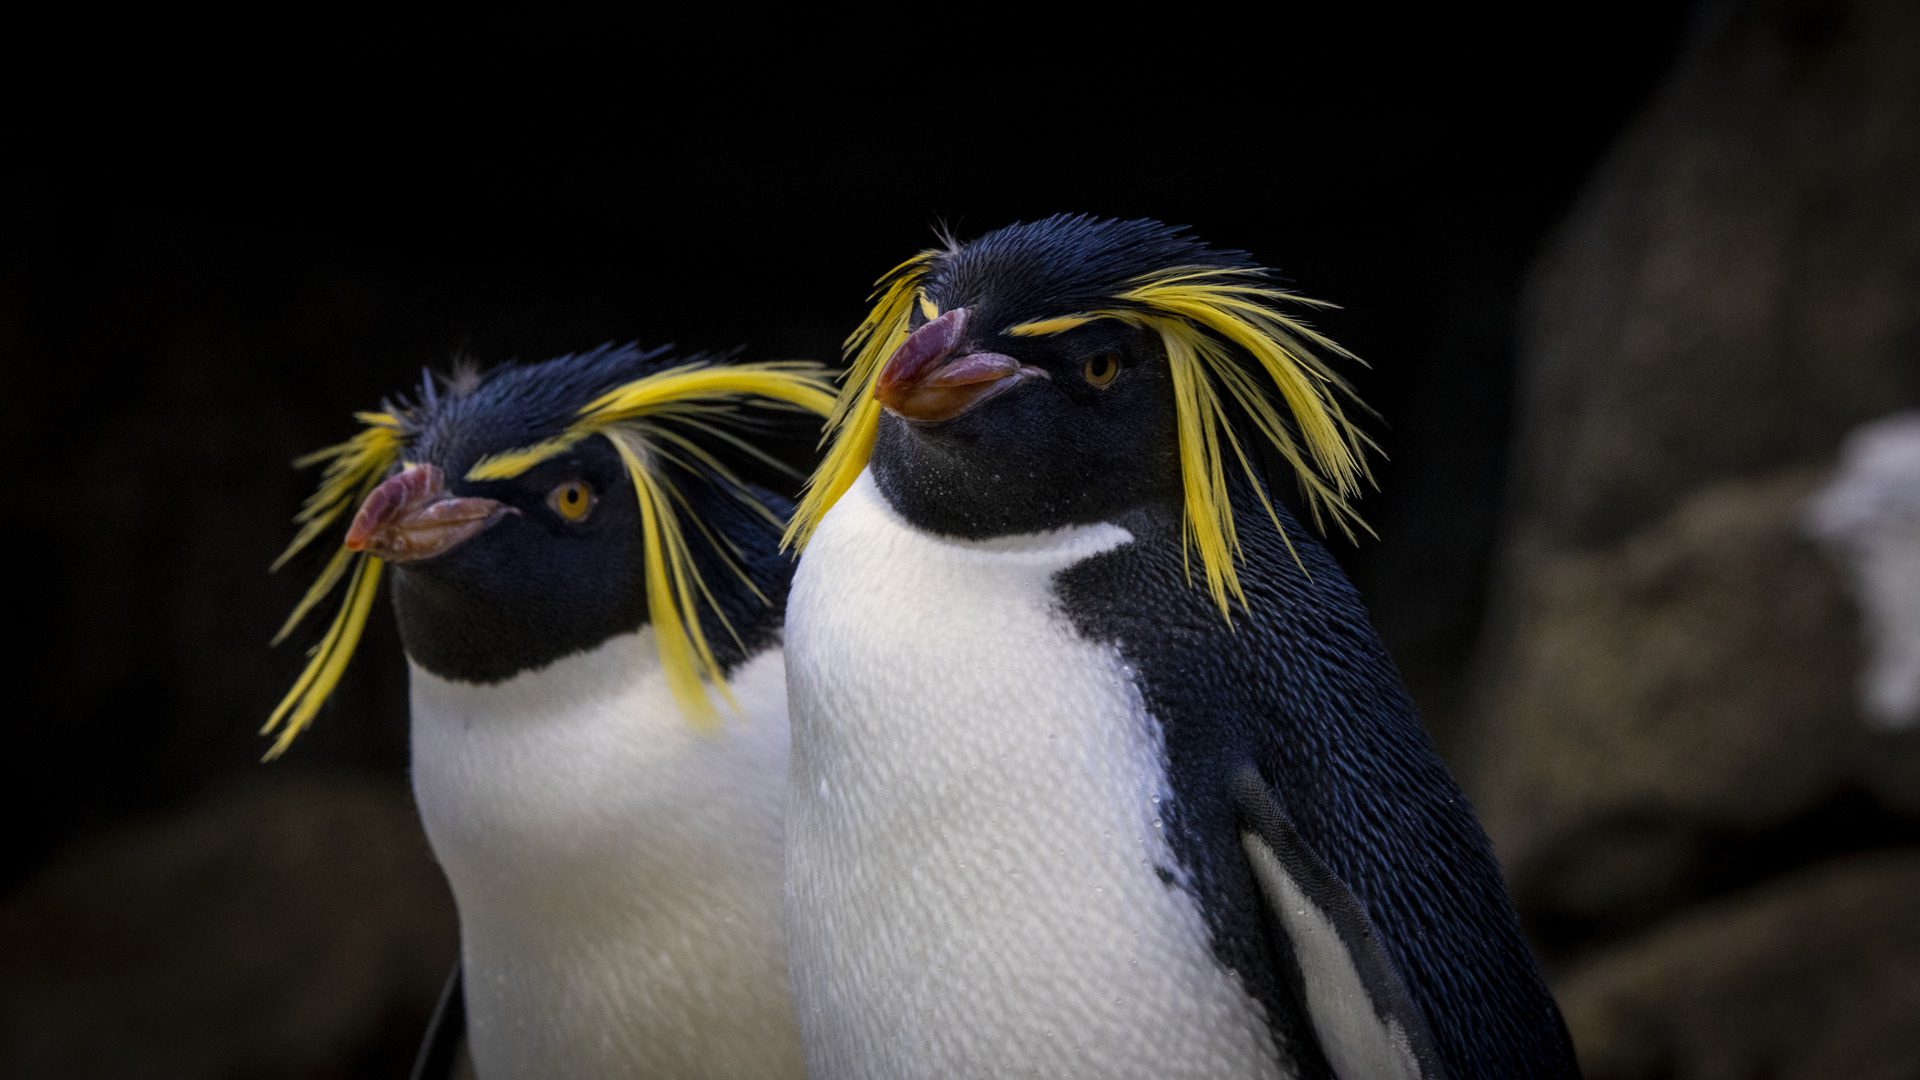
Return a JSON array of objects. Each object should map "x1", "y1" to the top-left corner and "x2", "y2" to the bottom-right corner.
[
  {"x1": 401, "y1": 343, "x2": 681, "y2": 478},
  {"x1": 919, "y1": 214, "x2": 1252, "y2": 330}
]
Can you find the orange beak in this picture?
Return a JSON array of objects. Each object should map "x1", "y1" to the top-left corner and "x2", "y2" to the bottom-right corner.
[
  {"x1": 875, "y1": 307, "x2": 1047, "y2": 423},
  {"x1": 344, "y1": 464, "x2": 513, "y2": 563}
]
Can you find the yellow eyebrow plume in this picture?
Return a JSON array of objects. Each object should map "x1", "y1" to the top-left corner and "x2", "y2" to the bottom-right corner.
[
  {"x1": 467, "y1": 362, "x2": 835, "y2": 481},
  {"x1": 1005, "y1": 314, "x2": 1095, "y2": 337},
  {"x1": 1103, "y1": 267, "x2": 1375, "y2": 617}
]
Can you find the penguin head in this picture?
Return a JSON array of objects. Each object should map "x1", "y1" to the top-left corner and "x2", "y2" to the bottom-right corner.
[
  {"x1": 264, "y1": 345, "x2": 833, "y2": 757},
  {"x1": 790, "y1": 214, "x2": 1375, "y2": 612},
  {"x1": 865, "y1": 218, "x2": 1227, "y2": 537},
  {"x1": 349, "y1": 347, "x2": 679, "y2": 686}
]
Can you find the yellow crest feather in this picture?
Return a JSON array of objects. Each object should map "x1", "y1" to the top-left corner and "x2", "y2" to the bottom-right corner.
[
  {"x1": 783, "y1": 251, "x2": 938, "y2": 549},
  {"x1": 262, "y1": 413, "x2": 405, "y2": 759},
  {"x1": 1104, "y1": 267, "x2": 1375, "y2": 618}
]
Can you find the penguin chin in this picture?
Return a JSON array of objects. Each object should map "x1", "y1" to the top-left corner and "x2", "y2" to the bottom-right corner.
[{"x1": 869, "y1": 397, "x2": 1181, "y2": 545}]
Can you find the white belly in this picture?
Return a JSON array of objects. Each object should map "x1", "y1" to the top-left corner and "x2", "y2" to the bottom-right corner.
[
  {"x1": 410, "y1": 631, "x2": 804, "y2": 1080},
  {"x1": 784, "y1": 472, "x2": 1286, "y2": 1080}
]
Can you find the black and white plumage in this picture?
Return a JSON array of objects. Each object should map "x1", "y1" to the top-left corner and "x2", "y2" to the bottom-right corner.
[
  {"x1": 268, "y1": 344, "x2": 831, "y2": 1080},
  {"x1": 780, "y1": 216, "x2": 1579, "y2": 1079}
]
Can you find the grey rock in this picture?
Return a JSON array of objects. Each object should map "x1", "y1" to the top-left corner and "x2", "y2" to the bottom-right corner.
[
  {"x1": 1465, "y1": 0, "x2": 1920, "y2": 935},
  {"x1": 1558, "y1": 850, "x2": 1920, "y2": 1080},
  {"x1": 1467, "y1": 469, "x2": 1920, "y2": 926},
  {"x1": 1504, "y1": 0, "x2": 1920, "y2": 553}
]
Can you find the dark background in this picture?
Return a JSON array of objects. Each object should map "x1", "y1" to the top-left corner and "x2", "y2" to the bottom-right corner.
[
  {"x1": 4, "y1": 10, "x2": 1687, "y2": 860},
  {"x1": 8, "y1": 5, "x2": 1918, "y2": 1077}
]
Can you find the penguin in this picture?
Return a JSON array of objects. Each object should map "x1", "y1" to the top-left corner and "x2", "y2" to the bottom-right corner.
[
  {"x1": 780, "y1": 216, "x2": 1581, "y2": 1080},
  {"x1": 266, "y1": 344, "x2": 833, "y2": 1080}
]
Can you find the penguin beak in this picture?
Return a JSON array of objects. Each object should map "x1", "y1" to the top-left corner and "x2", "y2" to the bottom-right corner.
[
  {"x1": 876, "y1": 307, "x2": 1047, "y2": 424},
  {"x1": 344, "y1": 464, "x2": 514, "y2": 563}
]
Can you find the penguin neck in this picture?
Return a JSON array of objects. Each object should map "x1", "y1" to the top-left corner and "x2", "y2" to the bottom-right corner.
[
  {"x1": 867, "y1": 412, "x2": 1185, "y2": 541},
  {"x1": 400, "y1": 484, "x2": 796, "y2": 947},
  {"x1": 408, "y1": 626, "x2": 799, "y2": 1076},
  {"x1": 409, "y1": 622, "x2": 787, "y2": 910}
]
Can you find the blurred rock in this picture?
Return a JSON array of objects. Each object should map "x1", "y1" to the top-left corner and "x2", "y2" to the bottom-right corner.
[
  {"x1": 1468, "y1": 467, "x2": 1920, "y2": 928},
  {"x1": 1559, "y1": 850, "x2": 1920, "y2": 1080},
  {"x1": 1466, "y1": 0, "x2": 1920, "y2": 941},
  {"x1": 1805, "y1": 412, "x2": 1920, "y2": 729},
  {"x1": 0, "y1": 774, "x2": 454, "y2": 1080},
  {"x1": 1502, "y1": 0, "x2": 1920, "y2": 553}
]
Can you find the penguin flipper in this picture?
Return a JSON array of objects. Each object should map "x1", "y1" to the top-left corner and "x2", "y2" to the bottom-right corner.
[
  {"x1": 409, "y1": 961, "x2": 468, "y2": 1080},
  {"x1": 1230, "y1": 765, "x2": 1449, "y2": 1080}
]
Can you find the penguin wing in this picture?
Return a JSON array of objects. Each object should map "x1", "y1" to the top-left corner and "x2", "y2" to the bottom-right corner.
[
  {"x1": 409, "y1": 961, "x2": 468, "y2": 1080},
  {"x1": 1230, "y1": 765, "x2": 1449, "y2": 1080}
]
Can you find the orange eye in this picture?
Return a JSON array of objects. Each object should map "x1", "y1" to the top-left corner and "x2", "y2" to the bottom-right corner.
[
  {"x1": 548, "y1": 479, "x2": 595, "y2": 522},
  {"x1": 1082, "y1": 352, "x2": 1120, "y2": 388}
]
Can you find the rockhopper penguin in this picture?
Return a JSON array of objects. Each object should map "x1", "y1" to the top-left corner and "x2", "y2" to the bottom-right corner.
[
  {"x1": 781, "y1": 216, "x2": 1580, "y2": 1079},
  {"x1": 266, "y1": 344, "x2": 832, "y2": 1080}
]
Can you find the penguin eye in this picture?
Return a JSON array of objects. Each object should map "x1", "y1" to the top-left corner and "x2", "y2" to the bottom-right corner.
[
  {"x1": 1082, "y1": 352, "x2": 1121, "y2": 388},
  {"x1": 547, "y1": 479, "x2": 595, "y2": 523}
]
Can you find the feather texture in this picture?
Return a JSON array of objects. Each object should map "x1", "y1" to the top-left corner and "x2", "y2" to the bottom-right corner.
[
  {"x1": 262, "y1": 413, "x2": 405, "y2": 758},
  {"x1": 1102, "y1": 268, "x2": 1375, "y2": 616}
]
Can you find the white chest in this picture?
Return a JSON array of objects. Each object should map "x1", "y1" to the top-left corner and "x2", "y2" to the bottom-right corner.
[
  {"x1": 783, "y1": 473, "x2": 1285, "y2": 1080},
  {"x1": 409, "y1": 631, "x2": 803, "y2": 1080}
]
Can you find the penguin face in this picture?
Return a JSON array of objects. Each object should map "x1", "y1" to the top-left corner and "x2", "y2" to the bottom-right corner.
[
  {"x1": 867, "y1": 216, "x2": 1241, "y2": 539},
  {"x1": 870, "y1": 309, "x2": 1182, "y2": 539},
  {"x1": 331, "y1": 347, "x2": 678, "y2": 684},
  {"x1": 367, "y1": 436, "x2": 651, "y2": 684}
]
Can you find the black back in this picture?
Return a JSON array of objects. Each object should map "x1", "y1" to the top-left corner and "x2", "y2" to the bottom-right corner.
[{"x1": 1056, "y1": 489, "x2": 1579, "y2": 1078}]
